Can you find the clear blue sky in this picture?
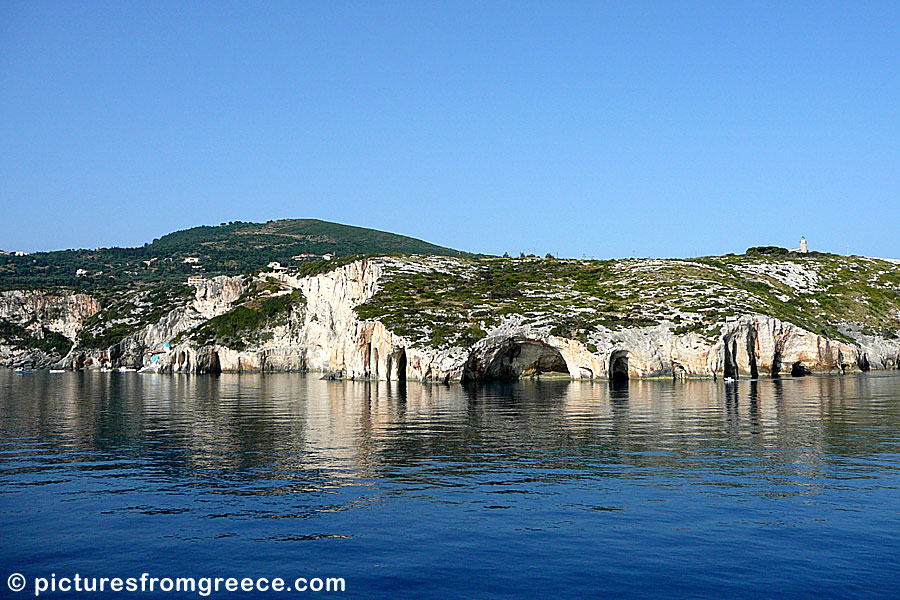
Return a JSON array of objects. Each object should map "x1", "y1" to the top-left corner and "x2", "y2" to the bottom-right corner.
[{"x1": 1, "y1": 1, "x2": 898, "y2": 258}]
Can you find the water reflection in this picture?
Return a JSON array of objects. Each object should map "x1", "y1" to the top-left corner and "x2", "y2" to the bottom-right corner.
[
  {"x1": 3, "y1": 370, "x2": 900, "y2": 598},
  {"x1": 3, "y1": 371, "x2": 900, "y2": 482}
]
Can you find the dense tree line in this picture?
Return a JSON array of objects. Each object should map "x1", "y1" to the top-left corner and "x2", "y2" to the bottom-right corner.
[{"x1": 0, "y1": 219, "x2": 473, "y2": 291}]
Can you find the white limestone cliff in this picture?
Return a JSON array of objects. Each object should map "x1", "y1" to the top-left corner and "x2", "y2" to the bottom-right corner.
[
  {"x1": 65, "y1": 276, "x2": 244, "y2": 370},
  {"x1": 140, "y1": 259, "x2": 900, "y2": 382},
  {"x1": 0, "y1": 290, "x2": 100, "y2": 367},
  {"x1": 0, "y1": 290, "x2": 100, "y2": 340},
  {"x1": 3, "y1": 259, "x2": 899, "y2": 381}
]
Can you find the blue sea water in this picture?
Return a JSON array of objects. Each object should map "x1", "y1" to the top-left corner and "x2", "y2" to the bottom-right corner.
[{"x1": 1, "y1": 370, "x2": 899, "y2": 598}]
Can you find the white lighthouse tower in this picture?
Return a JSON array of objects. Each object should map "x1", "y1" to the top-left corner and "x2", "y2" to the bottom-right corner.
[{"x1": 799, "y1": 237, "x2": 808, "y2": 253}]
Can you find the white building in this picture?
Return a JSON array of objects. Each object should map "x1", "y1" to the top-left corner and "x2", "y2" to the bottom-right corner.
[
  {"x1": 267, "y1": 261, "x2": 288, "y2": 272},
  {"x1": 322, "y1": 253, "x2": 334, "y2": 261},
  {"x1": 790, "y1": 237, "x2": 809, "y2": 254},
  {"x1": 182, "y1": 257, "x2": 200, "y2": 264}
]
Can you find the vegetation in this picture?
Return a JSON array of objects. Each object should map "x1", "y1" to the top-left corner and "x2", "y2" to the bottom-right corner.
[
  {"x1": 175, "y1": 289, "x2": 306, "y2": 351},
  {"x1": 3, "y1": 222, "x2": 899, "y2": 357},
  {"x1": 0, "y1": 219, "x2": 473, "y2": 291},
  {"x1": 290, "y1": 254, "x2": 382, "y2": 278},
  {"x1": 355, "y1": 254, "x2": 900, "y2": 349},
  {"x1": 78, "y1": 284, "x2": 194, "y2": 349},
  {"x1": 746, "y1": 246, "x2": 789, "y2": 256},
  {"x1": 0, "y1": 321, "x2": 72, "y2": 356}
]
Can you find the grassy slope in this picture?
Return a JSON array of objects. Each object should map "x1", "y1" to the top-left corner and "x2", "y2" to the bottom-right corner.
[
  {"x1": 0, "y1": 219, "x2": 471, "y2": 291},
  {"x1": 356, "y1": 254, "x2": 900, "y2": 350}
]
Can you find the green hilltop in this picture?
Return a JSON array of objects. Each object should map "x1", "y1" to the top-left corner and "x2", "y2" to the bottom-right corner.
[{"x1": 0, "y1": 219, "x2": 471, "y2": 290}]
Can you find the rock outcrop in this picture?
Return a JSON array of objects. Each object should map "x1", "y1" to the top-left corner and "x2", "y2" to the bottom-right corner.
[
  {"x1": 0, "y1": 290, "x2": 100, "y2": 339},
  {"x1": 0, "y1": 290, "x2": 100, "y2": 368},
  {"x1": 63, "y1": 276, "x2": 244, "y2": 370},
  {"x1": 3, "y1": 258, "x2": 900, "y2": 382}
]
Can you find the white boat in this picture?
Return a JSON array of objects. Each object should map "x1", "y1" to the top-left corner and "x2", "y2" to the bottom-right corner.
[
  {"x1": 49, "y1": 369, "x2": 66, "y2": 373},
  {"x1": 118, "y1": 367, "x2": 137, "y2": 372}
]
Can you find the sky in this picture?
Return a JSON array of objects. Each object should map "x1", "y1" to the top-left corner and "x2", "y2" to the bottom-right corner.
[{"x1": 1, "y1": 1, "x2": 898, "y2": 258}]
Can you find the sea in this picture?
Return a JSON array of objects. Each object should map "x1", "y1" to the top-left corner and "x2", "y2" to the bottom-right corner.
[{"x1": 1, "y1": 370, "x2": 899, "y2": 598}]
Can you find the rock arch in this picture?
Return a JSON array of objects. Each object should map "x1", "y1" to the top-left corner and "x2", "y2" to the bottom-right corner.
[
  {"x1": 858, "y1": 353, "x2": 870, "y2": 372},
  {"x1": 746, "y1": 327, "x2": 759, "y2": 379},
  {"x1": 464, "y1": 338, "x2": 571, "y2": 382},
  {"x1": 196, "y1": 347, "x2": 221, "y2": 374},
  {"x1": 386, "y1": 348, "x2": 407, "y2": 382}
]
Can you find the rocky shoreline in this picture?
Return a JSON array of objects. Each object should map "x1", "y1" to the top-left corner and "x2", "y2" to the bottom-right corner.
[{"x1": 2, "y1": 258, "x2": 899, "y2": 382}]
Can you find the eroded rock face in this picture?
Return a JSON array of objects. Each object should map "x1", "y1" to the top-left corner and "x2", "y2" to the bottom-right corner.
[
  {"x1": 0, "y1": 291, "x2": 100, "y2": 340},
  {"x1": 0, "y1": 290, "x2": 101, "y2": 367},
  {"x1": 4, "y1": 259, "x2": 900, "y2": 381},
  {"x1": 62, "y1": 276, "x2": 245, "y2": 370},
  {"x1": 711, "y1": 315, "x2": 865, "y2": 378}
]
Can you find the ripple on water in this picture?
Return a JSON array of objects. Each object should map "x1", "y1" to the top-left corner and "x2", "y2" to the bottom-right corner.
[{"x1": 1, "y1": 370, "x2": 900, "y2": 598}]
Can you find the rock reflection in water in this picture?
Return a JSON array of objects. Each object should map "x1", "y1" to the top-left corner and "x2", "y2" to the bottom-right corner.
[{"x1": 2, "y1": 370, "x2": 900, "y2": 599}]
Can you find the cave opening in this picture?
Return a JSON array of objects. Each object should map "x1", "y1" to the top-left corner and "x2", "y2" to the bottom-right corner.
[
  {"x1": 791, "y1": 361, "x2": 811, "y2": 377},
  {"x1": 746, "y1": 329, "x2": 759, "y2": 379},
  {"x1": 723, "y1": 338, "x2": 739, "y2": 380},
  {"x1": 771, "y1": 351, "x2": 782, "y2": 378},
  {"x1": 397, "y1": 348, "x2": 407, "y2": 382},
  {"x1": 858, "y1": 353, "x2": 870, "y2": 372},
  {"x1": 206, "y1": 351, "x2": 222, "y2": 374},
  {"x1": 609, "y1": 351, "x2": 630, "y2": 384},
  {"x1": 482, "y1": 339, "x2": 570, "y2": 381}
]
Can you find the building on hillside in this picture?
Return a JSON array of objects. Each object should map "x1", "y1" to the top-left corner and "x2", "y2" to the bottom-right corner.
[
  {"x1": 182, "y1": 257, "x2": 200, "y2": 264},
  {"x1": 187, "y1": 275, "x2": 205, "y2": 285},
  {"x1": 790, "y1": 237, "x2": 809, "y2": 254},
  {"x1": 322, "y1": 253, "x2": 334, "y2": 261},
  {"x1": 267, "y1": 261, "x2": 288, "y2": 272}
]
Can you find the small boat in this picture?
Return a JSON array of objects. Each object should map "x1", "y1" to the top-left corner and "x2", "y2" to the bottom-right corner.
[
  {"x1": 99, "y1": 367, "x2": 112, "y2": 373},
  {"x1": 724, "y1": 377, "x2": 736, "y2": 384},
  {"x1": 118, "y1": 367, "x2": 137, "y2": 372},
  {"x1": 15, "y1": 368, "x2": 37, "y2": 374},
  {"x1": 49, "y1": 369, "x2": 66, "y2": 373}
]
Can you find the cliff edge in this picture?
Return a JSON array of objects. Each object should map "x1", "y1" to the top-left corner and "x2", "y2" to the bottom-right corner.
[{"x1": 2, "y1": 253, "x2": 899, "y2": 382}]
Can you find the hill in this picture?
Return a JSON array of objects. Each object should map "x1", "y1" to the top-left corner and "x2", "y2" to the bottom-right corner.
[{"x1": 0, "y1": 219, "x2": 471, "y2": 290}]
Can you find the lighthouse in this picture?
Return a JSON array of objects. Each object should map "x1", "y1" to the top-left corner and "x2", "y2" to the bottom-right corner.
[{"x1": 799, "y1": 237, "x2": 808, "y2": 253}]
